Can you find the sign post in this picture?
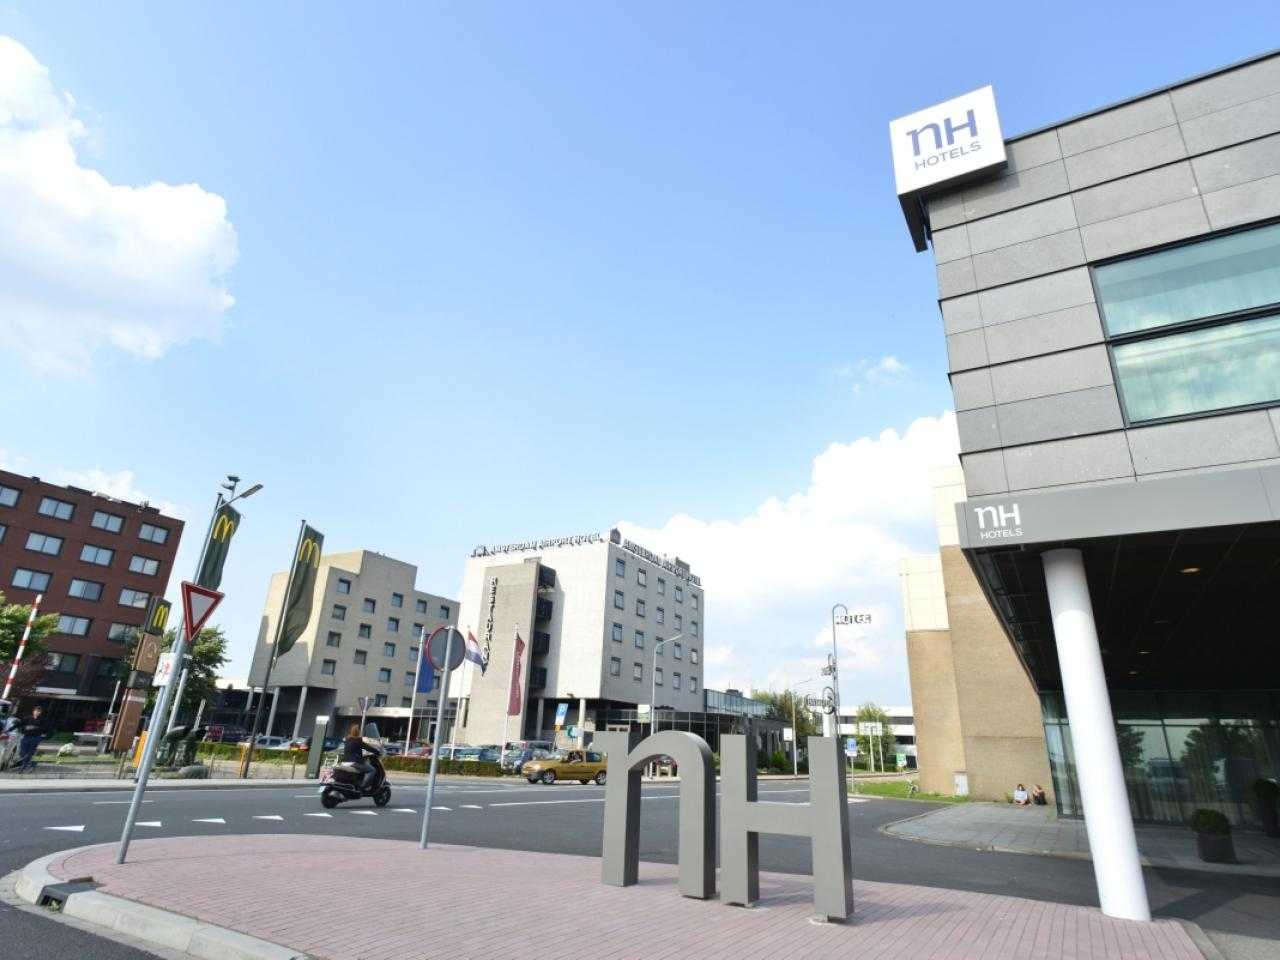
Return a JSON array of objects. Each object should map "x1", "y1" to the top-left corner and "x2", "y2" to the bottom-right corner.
[
  {"x1": 420, "y1": 626, "x2": 464, "y2": 850},
  {"x1": 117, "y1": 581, "x2": 222, "y2": 864}
]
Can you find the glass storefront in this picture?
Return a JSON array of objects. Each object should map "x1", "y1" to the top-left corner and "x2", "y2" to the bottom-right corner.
[{"x1": 1041, "y1": 690, "x2": 1280, "y2": 827}]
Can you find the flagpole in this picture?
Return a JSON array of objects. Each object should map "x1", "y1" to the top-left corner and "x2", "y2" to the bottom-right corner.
[
  {"x1": 241, "y1": 519, "x2": 306, "y2": 778},
  {"x1": 405, "y1": 625, "x2": 427, "y2": 756},
  {"x1": 448, "y1": 657, "x2": 468, "y2": 756}
]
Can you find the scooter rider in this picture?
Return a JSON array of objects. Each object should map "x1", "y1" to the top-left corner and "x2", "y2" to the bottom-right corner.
[{"x1": 342, "y1": 723, "x2": 378, "y2": 792}]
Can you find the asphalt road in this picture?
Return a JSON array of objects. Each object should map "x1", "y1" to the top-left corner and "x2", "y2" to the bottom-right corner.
[{"x1": 1, "y1": 778, "x2": 1276, "y2": 959}]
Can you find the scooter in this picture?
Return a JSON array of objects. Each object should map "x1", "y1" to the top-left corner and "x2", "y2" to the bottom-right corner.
[{"x1": 320, "y1": 738, "x2": 392, "y2": 808}]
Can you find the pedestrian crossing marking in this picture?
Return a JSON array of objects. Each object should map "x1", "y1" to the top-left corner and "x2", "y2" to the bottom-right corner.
[
  {"x1": 304, "y1": 812, "x2": 332, "y2": 818},
  {"x1": 193, "y1": 818, "x2": 226, "y2": 824},
  {"x1": 45, "y1": 825, "x2": 85, "y2": 832},
  {"x1": 253, "y1": 815, "x2": 284, "y2": 821},
  {"x1": 350, "y1": 810, "x2": 377, "y2": 816}
]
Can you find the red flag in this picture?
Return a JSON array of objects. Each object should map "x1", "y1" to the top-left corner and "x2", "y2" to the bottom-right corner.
[{"x1": 507, "y1": 633, "x2": 526, "y2": 716}]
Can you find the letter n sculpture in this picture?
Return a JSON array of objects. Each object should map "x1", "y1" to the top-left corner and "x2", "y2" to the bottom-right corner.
[{"x1": 595, "y1": 729, "x2": 716, "y2": 899}]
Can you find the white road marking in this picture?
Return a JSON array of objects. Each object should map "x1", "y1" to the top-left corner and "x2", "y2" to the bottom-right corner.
[
  {"x1": 431, "y1": 806, "x2": 451, "y2": 811},
  {"x1": 459, "y1": 804, "x2": 483, "y2": 810},
  {"x1": 304, "y1": 812, "x2": 332, "y2": 818},
  {"x1": 45, "y1": 825, "x2": 85, "y2": 832},
  {"x1": 254, "y1": 815, "x2": 284, "y2": 821},
  {"x1": 136, "y1": 821, "x2": 163, "y2": 827},
  {"x1": 349, "y1": 810, "x2": 377, "y2": 816},
  {"x1": 193, "y1": 818, "x2": 226, "y2": 824},
  {"x1": 488, "y1": 795, "x2": 677, "y2": 807},
  {"x1": 392, "y1": 808, "x2": 416, "y2": 813},
  {"x1": 847, "y1": 797, "x2": 869, "y2": 804}
]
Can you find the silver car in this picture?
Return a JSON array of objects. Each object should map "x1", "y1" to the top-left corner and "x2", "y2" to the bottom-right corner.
[{"x1": 0, "y1": 700, "x2": 19, "y2": 770}]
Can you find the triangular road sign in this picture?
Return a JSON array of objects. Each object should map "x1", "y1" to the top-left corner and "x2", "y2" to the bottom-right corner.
[{"x1": 181, "y1": 581, "x2": 224, "y2": 639}]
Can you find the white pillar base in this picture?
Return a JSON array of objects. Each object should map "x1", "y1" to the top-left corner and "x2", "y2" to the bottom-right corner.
[{"x1": 1042, "y1": 548, "x2": 1150, "y2": 922}]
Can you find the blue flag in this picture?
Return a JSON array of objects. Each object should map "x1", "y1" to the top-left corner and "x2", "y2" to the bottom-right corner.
[{"x1": 416, "y1": 653, "x2": 435, "y2": 694}]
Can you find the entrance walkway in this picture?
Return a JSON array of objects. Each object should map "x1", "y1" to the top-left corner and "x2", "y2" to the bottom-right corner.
[
  {"x1": 885, "y1": 802, "x2": 1280, "y2": 877},
  {"x1": 35, "y1": 834, "x2": 1202, "y2": 960}
]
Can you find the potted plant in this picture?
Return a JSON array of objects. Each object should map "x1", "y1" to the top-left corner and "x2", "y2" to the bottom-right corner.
[
  {"x1": 1254, "y1": 778, "x2": 1280, "y2": 838},
  {"x1": 1189, "y1": 808, "x2": 1235, "y2": 863}
]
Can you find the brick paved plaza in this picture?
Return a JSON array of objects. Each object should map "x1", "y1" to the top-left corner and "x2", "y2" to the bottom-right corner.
[{"x1": 46, "y1": 834, "x2": 1204, "y2": 959}]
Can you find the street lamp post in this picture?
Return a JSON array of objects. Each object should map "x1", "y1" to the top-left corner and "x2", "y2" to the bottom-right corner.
[
  {"x1": 792, "y1": 677, "x2": 816, "y2": 778},
  {"x1": 650, "y1": 633, "x2": 682, "y2": 739},
  {"x1": 829, "y1": 604, "x2": 848, "y2": 737}
]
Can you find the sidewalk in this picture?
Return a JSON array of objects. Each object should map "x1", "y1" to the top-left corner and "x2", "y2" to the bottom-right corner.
[
  {"x1": 885, "y1": 802, "x2": 1280, "y2": 878},
  {"x1": 20, "y1": 834, "x2": 1204, "y2": 960}
]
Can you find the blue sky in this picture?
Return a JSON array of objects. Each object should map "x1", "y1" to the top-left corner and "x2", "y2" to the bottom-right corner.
[{"x1": 1, "y1": 3, "x2": 1274, "y2": 706}]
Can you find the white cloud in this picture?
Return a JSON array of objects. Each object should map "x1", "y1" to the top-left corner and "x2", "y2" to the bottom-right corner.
[
  {"x1": 0, "y1": 36, "x2": 238, "y2": 375},
  {"x1": 617, "y1": 411, "x2": 958, "y2": 708},
  {"x1": 837, "y1": 355, "x2": 911, "y2": 395},
  {"x1": 0, "y1": 451, "x2": 185, "y2": 518}
]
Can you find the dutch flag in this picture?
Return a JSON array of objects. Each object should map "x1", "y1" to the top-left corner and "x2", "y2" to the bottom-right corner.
[{"x1": 464, "y1": 629, "x2": 489, "y2": 675}]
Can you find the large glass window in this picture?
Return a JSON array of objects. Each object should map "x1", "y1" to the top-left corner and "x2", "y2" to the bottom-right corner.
[
  {"x1": 1095, "y1": 223, "x2": 1280, "y2": 336},
  {"x1": 1113, "y1": 315, "x2": 1280, "y2": 422},
  {"x1": 1095, "y1": 223, "x2": 1280, "y2": 424}
]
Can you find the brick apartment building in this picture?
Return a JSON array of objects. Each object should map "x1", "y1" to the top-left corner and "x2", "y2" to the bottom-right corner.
[{"x1": 0, "y1": 469, "x2": 183, "y2": 729}]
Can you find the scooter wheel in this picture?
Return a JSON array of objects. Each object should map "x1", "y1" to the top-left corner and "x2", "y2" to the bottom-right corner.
[
  {"x1": 374, "y1": 785, "x2": 392, "y2": 807},
  {"x1": 321, "y1": 790, "x2": 341, "y2": 809}
]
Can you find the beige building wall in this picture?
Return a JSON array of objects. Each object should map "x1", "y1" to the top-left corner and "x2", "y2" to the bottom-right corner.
[
  {"x1": 941, "y1": 545, "x2": 1054, "y2": 802},
  {"x1": 901, "y1": 466, "x2": 1053, "y2": 801}
]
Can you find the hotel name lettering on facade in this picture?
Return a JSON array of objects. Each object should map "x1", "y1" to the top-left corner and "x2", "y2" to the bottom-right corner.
[
  {"x1": 620, "y1": 539, "x2": 701, "y2": 586},
  {"x1": 471, "y1": 532, "x2": 604, "y2": 558}
]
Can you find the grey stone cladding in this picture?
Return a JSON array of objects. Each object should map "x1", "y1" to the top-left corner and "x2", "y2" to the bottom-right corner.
[{"x1": 923, "y1": 53, "x2": 1280, "y2": 495}]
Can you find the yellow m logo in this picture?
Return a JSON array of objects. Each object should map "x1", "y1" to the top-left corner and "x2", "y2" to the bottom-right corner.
[
  {"x1": 298, "y1": 538, "x2": 321, "y2": 568},
  {"x1": 212, "y1": 514, "x2": 236, "y2": 542},
  {"x1": 151, "y1": 604, "x2": 169, "y2": 630}
]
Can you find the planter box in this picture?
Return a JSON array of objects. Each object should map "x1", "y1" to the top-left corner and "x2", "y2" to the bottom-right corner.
[{"x1": 1195, "y1": 831, "x2": 1236, "y2": 864}]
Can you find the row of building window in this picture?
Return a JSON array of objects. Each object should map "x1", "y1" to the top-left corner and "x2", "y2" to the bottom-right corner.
[
  {"x1": 333, "y1": 577, "x2": 445, "y2": 617},
  {"x1": 0, "y1": 488, "x2": 171, "y2": 544},
  {"x1": 609, "y1": 622, "x2": 700, "y2": 662},
  {"x1": 608, "y1": 656, "x2": 698, "y2": 691},
  {"x1": 610, "y1": 591, "x2": 699, "y2": 635},
  {"x1": 332, "y1": 601, "x2": 449, "y2": 622},
  {"x1": 17, "y1": 530, "x2": 160, "y2": 574},
  {"x1": 613, "y1": 558, "x2": 699, "y2": 608},
  {"x1": 8, "y1": 567, "x2": 150, "y2": 609}
]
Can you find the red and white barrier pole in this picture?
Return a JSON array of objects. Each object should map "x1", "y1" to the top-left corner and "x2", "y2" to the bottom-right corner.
[{"x1": 2, "y1": 593, "x2": 43, "y2": 702}]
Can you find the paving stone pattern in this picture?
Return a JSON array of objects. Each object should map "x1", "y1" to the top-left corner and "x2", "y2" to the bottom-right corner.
[
  {"x1": 886, "y1": 803, "x2": 1280, "y2": 877},
  {"x1": 49, "y1": 834, "x2": 1203, "y2": 960}
]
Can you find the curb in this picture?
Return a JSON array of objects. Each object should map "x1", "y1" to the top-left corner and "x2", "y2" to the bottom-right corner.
[{"x1": 15, "y1": 847, "x2": 310, "y2": 960}]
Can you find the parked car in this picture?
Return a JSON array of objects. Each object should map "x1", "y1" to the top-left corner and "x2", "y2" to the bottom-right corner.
[
  {"x1": 252, "y1": 735, "x2": 292, "y2": 751},
  {"x1": 523, "y1": 749, "x2": 607, "y2": 785},
  {"x1": 204, "y1": 725, "x2": 249, "y2": 744},
  {"x1": 405, "y1": 744, "x2": 432, "y2": 758},
  {"x1": 501, "y1": 747, "x2": 554, "y2": 774}
]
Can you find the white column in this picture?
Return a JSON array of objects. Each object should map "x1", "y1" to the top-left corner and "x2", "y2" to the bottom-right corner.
[
  {"x1": 1042, "y1": 548, "x2": 1150, "y2": 922},
  {"x1": 291, "y1": 687, "x2": 309, "y2": 742},
  {"x1": 266, "y1": 688, "x2": 281, "y2": 739},
  {"x1": 577, "y1": 698, "x2": 587, "y2": 747}
]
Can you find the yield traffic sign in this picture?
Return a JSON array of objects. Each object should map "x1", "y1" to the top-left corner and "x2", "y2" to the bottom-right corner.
[{"x1": 181, "y1": 581, "x2": 224, "y2": 639}]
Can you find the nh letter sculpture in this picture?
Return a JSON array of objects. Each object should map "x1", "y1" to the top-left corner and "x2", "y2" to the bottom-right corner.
[{"x1": 593, "y1": 729, "x2": 854, "y2": 922}]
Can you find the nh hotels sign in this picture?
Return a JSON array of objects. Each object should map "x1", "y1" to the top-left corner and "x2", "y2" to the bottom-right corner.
[
  {"x1": 888, "y1": 85, "x2": 1007, "y2": 250},
  {"x1": 890, "y1": 85, "x2": 1006, "y2": 197}
]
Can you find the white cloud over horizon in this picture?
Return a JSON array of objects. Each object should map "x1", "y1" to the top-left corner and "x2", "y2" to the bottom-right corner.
[
  {"x1": 838, "y1": 355, "x2": 911, "y2": 396},
  {"x1": 618, "y1": 410, "x2": 959, "y2": 710},
  {"x1": 0, "y1": 35, "x2": 238, "y2": 375}
]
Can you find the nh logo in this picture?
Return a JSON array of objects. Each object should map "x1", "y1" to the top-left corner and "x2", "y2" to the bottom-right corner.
[
  {"x1": 593, "y1": 729, "x2": 854, "y2": 922},
  {"x1": 974, "y1": 503, "x2": 1021, "y2": 529},
  {"x1": 906, "y1": 108, "x2": 978, "y2": 156}
]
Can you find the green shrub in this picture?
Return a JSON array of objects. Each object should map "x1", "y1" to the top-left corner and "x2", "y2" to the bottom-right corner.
[
  {"x1": 382, "y1": 756, "x2": 503, "y2": 777},
  {"x1": 1189, "y1": 808, "x2": 1231, "y2": 836}
]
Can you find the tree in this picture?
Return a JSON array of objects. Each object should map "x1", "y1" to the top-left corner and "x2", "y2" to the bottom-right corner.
[
  {"x1": 752, "y1": 689, "x2": 820, "y2": 740},
  {"x1": 0, "y1": 592, "x2": 60, "y2": 705},
  {"x1": 852, "y1": 702, "x2": 897, "y2": 770},
  {"x1": 128, "y1": 625, "x2": 229, "y2": 722}
]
